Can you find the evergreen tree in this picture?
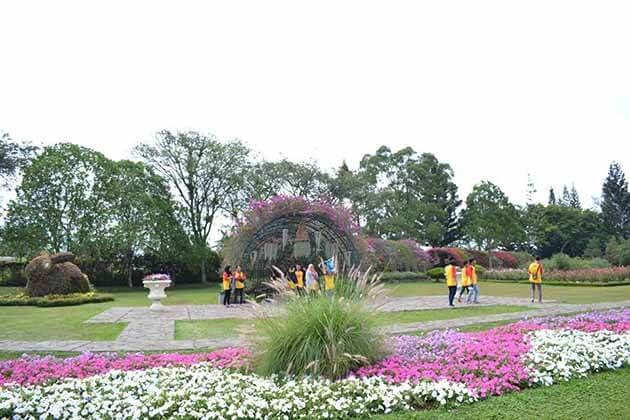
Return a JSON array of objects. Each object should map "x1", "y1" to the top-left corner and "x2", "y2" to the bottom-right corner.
[
  {"x1": 526, "y1": 173, "x2": 537, "y2": 204},
  {"x1": 601, "y1": 162, "x2": 630, "y2": 238},
  {"x1": 548, "y1": 187, "x2": 557, "y2": 205},
  {"x1": 568, "y1": 183, "x2": 581, "y2": 209},
  {"x1": 560, "y1": 185, "x2": 571, "y2": 206}
]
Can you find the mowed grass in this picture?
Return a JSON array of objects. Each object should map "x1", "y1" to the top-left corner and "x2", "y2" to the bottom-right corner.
[
  {"x1": 174, "y1": 305, "x2": 533, "y2": 340},
  {"x1": 0, "y1": 284, "x2": 221, "y2": 341},
  {"x1": 385, "y1": 281, "x2": 630, "y2": 304},
  {"x1": 374, "y1": 366, "x2": 630, "y2": 420}
]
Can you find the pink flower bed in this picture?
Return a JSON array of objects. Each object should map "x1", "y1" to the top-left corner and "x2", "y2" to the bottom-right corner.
[
  {"x1": 0, "y1": 347, "x2": 251, "y2": 387},
  {"x1": 355, "y1": 309, "x2": 630, "y2": 398}
]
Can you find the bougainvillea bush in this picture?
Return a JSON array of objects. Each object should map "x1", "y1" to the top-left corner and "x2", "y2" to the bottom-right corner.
[
  {"x1": 365, "y1": 238, "x2": 435, "y2": 272},
  {"x1": 1, "y1": 310, "x2": 628, "y2": 418}
]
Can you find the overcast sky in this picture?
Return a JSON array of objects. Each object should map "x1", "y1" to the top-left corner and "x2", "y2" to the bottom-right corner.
[{"x1": 2, "y1": 1, "x2": 630, "y2": 214}]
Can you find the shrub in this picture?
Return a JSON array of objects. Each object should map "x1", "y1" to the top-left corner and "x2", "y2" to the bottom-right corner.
[
  {"x1": 605, "y1": 238, "x2": 630, "y2": 266},
  {"x1": 253, "y1": 269, "x2": 386, "y2": 380},
  {"x1": 490, "y1": 251, "x2": 519, "y2": 269},
  {"x1": 482, "y1": 267, "x2": 630, "y2": 284},
  {"x1": 365, "y1": 238, "x2": 434, "y2": 272},
  {"x1": 427, "y1": 248, "x2": 469, "y2": 267},
  {"x1": 427, "y1": 267, "x2": 446, "y2": 280},
  {"x1": 25, "y1": 252, "x2": 90, "y2": 297},
  {"x1": 542, "y1": 253, "x2": 612, "y2": 271},
  {"x1": 511, "y1": 251, "x2": 534, "y2": 269},
  {"x1": 0, "y1": 292, "x2": 114, "y2": 307},
  {"x1": 379, "y1": 271, "x2": 430, "y2": 282}
]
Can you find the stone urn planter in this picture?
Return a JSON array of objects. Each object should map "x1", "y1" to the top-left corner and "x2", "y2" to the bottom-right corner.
[{"x1": 142, "y1": 274, "x2": 172, "y2": 311}]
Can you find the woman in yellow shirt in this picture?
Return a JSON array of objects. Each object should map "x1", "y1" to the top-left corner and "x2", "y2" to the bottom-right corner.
[
  {"x1": 222, "y1": 266, "x2": 233, "y2": 307},
  {"x1": 467, "y1": 258, "x2": 480, "y2": 304},
  {"x1": 528, "y1": 257, "x2": 544, "y2": 303},
  {"x1": 457, "y1": 260, "x2": 471, "y2": 303},
  {"x1": 294, "y1": 264, "x2": 305, "y2": 296},
  {"x1": 233, "y1": 266, "x2": 246, "y2": 304},
  {"x1": 444, "y1": 260, "x2": 457, "y2": 307}
]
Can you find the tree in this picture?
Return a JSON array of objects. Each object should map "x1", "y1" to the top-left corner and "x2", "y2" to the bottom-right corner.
[
  {"x1": 601, "y1": 162, "x2": 630, "y2": 238},
  {"x1": 583, "y1": 237, "x2": 603, "y2": 258},
  {"x1": 0, "y1": 132, "x2": 37, "y2": 188},
  {"x1": 135, "y1": 130, "x2": 250, "y2": 283},
  {"x1": 4, "y1": 143, "x2": 111, "y2": 256},
  {"x1": 526, "y1": 173, "x2": 537, "y2": 204},
  {"x1": 548, "y1": 187, "x2": 557, "y2": 205},
  {"x1": 105, "y1": 160, "x2": 184, "y2": 287},
  {"x1": 526, "y1": 204, "x2": 604, "y2": 258},
  {"x1": 460, "y1": 181, "x2": 524, "y2": 266},
  {"x1": 356, "y1": 147, "x2": 461, "y2": 246},
  {"x1": 568, "y1": 183, "x2": 581, "y2": 209},
  {"x1": 560, "y1": 185, "x2": 571, "y2": 206}
]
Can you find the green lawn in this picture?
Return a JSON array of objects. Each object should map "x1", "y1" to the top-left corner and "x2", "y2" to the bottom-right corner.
[
  {"x1": 0, "y1": 284, "x2": 221, "y2": 341},
  {"x1": 386, "y1": 281, "x2": 630, "y2": 304},
  {"x1": 374, "y1": 366, "x2": 630, "y2": 419},
  {"x1": 174, "y1": 305, "x2": 533, "y2": 340}
]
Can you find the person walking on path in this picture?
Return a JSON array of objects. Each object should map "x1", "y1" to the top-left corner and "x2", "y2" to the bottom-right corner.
[
  {"x1": 222, "y1": 266, "x2": 233, "y2": 307},
  {"x1": 445, "y1": 260, "x2": 457, "y2": 307},
  {"x1": 528, "y1": 257, "x2": 544, "y2": 303},
  {"x1": 234, "y1": 266, "x2": 246, "y2": 304},
  {"x1": 467, "y1": 258, "x2": 480, "y2": 303},
  {"x1": 458, "y1": 260, "x2": 471, "y2": 303}
]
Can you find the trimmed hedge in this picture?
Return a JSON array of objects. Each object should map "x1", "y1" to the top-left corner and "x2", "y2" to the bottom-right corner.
[
  {"x1": 0, "y1": 292, "x2": 114, "y2": 307},
  {"x1": 379, "y1": 271, "x2": 430, "y2": 282}
]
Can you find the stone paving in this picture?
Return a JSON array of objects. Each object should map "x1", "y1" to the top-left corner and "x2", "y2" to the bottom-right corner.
[{"x1": 0, "y1": 297, "x2": 629, "y2": 352}]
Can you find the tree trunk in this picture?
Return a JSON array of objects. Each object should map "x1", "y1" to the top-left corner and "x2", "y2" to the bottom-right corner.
[
  {"x1": 127, "y1": 250, "x2": 134, "y2": 288},
  {"x1": 201, "y1": 258, "x2": 208, "y2": 284},
  {"x1": 488, "y1": 248, "x2": 493, "y2": 270}
]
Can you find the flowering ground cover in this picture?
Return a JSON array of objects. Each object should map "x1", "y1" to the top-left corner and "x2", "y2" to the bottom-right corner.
[{"x1": 1, "y1": 309, "x2": 629, "y2": 418}]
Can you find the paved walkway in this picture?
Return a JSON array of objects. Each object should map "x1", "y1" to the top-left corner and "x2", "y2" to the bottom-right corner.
[{"x1": 0, "y1": 297, "x2": 628, "y2": 352}]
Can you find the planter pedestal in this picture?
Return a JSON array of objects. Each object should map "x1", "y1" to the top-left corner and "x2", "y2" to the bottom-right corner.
[{"x1": 143, "y1": 280, "x2": 172, "y2": 311}]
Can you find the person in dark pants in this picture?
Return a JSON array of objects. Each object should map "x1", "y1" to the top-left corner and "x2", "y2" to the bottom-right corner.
[
  {"x1": 222, "y1": 266, "x2": 233, "y2": 307},
  {"x1": 444, "y1": 260, "x2": 457, "y2": 307},
  {"x1": 234, "y1": 266, "x2": 246, "y2": 304}
]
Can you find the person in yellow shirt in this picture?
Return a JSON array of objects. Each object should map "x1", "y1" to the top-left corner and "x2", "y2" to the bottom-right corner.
[
  {"x1": 294, "y1": 264, "x2": 305, "y2": 296},
  {"x1": 528, "y1": 257, "x2": 544, "y2": 303},
  {"x1": 319, "y1": 257, "x2": 336, "y2": 296},
  {"x1": 444, "y1": 260, "x2": 457, "y2": 307},
  {"x1": 467, "y1": 258, "x2": 480, "y2": 304},
  {"x1": 457, "y1": 260, "x2": 471, "y2": 303},
  {"x1": 233, "y1": 266, "x2": 246, "y2": 304},
  {"x1": 222, "y1": 266, "x2": 233, "y2": 307}
]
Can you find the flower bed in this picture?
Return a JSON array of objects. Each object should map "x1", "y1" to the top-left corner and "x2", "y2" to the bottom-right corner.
[
  {"x1": 0, "y1": 292, "x2": 114, "y2": 307},
  {"x1": 1, "y1": 310, "x2": 629, "y2": 418}
]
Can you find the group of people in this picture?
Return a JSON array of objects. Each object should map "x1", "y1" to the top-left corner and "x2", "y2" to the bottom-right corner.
[
  {"x1": 221, "y1": 265, "x2": 247, "y2": 307},
  {"x1": 444, "y1": 258, "x2": 480, "y2": 307},
  {"x1": 444, "y1": 256, "x2": 545, "y2": 307},
  {"x1": 284, "y1": 259, "x2": 336, "y2": 296}
]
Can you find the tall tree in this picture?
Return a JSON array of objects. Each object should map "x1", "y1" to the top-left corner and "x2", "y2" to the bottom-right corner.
[
  {"x1": 105, "y1": 160, "x2": 184, "y2": 287},
  {"x1": 548, "y1": 187, "x2": 557, "y2": 205},
  {"x1": 560, "y1": 185, "x2": 571, "y2": 206},
  {"x1": 461, "y1": 181, "x2": 524, "y2": 266},
  {"x1": 0, "y1": 132, "x2": 37, "y2": 188},
  {"x1": 4, "y1": 143, "x2": 111, "y2": 256},
  {"x1": 526, "y1": 173, "x2": 537, "y2": 204},
  {"x1": 601, "y1": 162, "x2": 630, "y2": 238},
  {"x1": 135, "y1": 130, "x2": 250, "y2": 283},
  {"x1": 568, "y1": 183, "x2": 581, "y2": 209},
  {"x1": 357, "y1": 147, "x2": 461, "y2": 246}
]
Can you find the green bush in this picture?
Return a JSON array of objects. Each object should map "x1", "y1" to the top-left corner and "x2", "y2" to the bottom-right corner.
[
  {"x1": 605, "y1": 238, "x2": 630, "y2": 266},
  {"x1": 541, "y1": 253, "x2": 612, "y2": 271},
  {"x1": 253, "y1": 294, "x2": 385, "y2": 380},
  {"x1": 427, "y1": 267, "x2": 445, "y2": 280},
  {"x1": 379, "y1": 271, "x2": 430, "y2": 282},
  {"x1": 0, "y1": 292, "x2": 114, "y2": 307}
]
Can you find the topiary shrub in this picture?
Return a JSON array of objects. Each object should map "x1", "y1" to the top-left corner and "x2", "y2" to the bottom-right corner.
[
  {"x1": 25, "y1": 252, "x2": 91, "y2": 297},
  {"x1": 427, "y1": 267, "x2": 446, "y2": 280}
]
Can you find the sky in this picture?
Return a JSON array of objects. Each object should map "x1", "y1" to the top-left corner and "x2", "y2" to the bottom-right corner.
[{"x1": 2, "y1": 1, "x2": 630, "y2": 216}]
